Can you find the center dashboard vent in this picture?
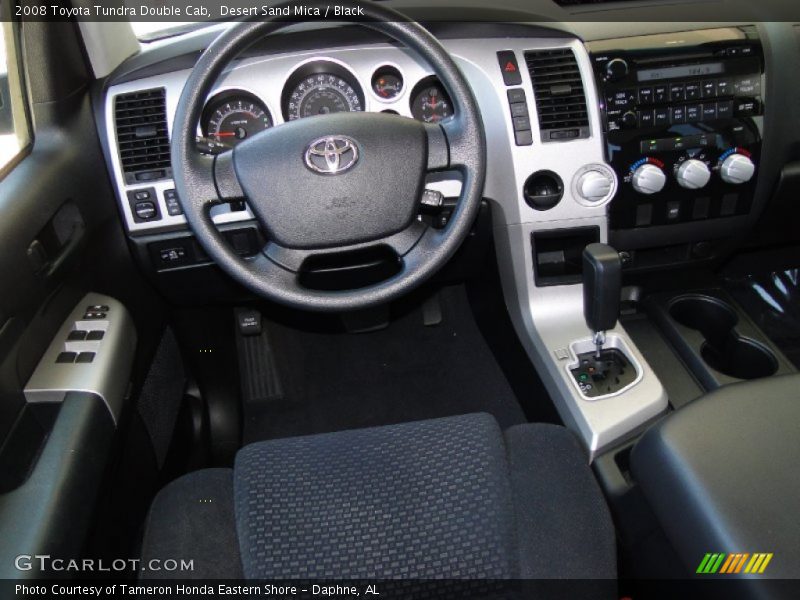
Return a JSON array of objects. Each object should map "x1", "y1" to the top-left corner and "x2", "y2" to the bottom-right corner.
[
  {"x1": 114, "y1": 88, "x2": 171, "y2": 184},
  {"x1": 524, "y1": 49, "x2": 590, "y2": 142}
]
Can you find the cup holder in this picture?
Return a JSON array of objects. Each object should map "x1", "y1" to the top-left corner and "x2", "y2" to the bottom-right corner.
[{"x1": 668, "y1": 294, "x2": 778, "y2": 380}]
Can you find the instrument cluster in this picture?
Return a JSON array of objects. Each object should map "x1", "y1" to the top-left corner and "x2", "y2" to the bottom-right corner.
[{"x1": 197, "y1": 60, "x2": 454, "y2": 154}]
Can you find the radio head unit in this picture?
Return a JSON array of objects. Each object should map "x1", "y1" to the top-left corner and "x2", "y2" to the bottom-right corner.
[{"x1": 587, "y1": 28, "x2": 764, "y2": 263}]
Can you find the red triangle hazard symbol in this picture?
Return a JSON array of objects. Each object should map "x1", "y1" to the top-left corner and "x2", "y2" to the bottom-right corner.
[{"x1": 504, "y1": 61, "x2": 517, "y2": 72}]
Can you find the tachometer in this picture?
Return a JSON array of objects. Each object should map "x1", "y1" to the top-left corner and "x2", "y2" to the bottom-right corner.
[
  {"x1": 285, "y1": 73, "x2": 363, "y2": 121},
  {"x1": 201, "y1": 91, "x2": 272, "y2": 153},
  {"x1": 410, "y1": 79, "x2": 454, "y2": 123}
]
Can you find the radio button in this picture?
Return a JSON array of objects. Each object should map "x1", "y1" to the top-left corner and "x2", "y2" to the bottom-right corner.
[
  {"x1": 638, "y1": 87, "x2": 654, "y2": 104},
  {"x1": 717, "y1": 100, "x2": 734, "y2": 119},
  {"x1": 654, "y1": 107, "x2": 670, "y2": 125},
  {"x1": 734, "y1": 98, "x2": 760, "y2": 117},
  {"x1": 654, "y1": 85, "x2": 669, "y2": 103},
  {"x1": 671, "y1": 105, "x2": 687, "y2": 124},
  {"x1": 670, "y1": 83, "x2": 686, "y2": 101},
  {"x1": 622, "y1": 111, "x2": 638, "y2": 129},
  {"x1": 638, "y1": 110, "x2": 655, "y2": 128},
  {"x1": 686, "y1": 104, "x2": 702, "y2": 122},
  {"x1": 686, "y1": 83, "x2": 703, "y2": 100},
  {"x1": 716, "y1": 79, "x2": 733, "y2": 96},
  {"x1": 607, "y1": 89, "x2": 636, "y2": 110},
  {"x1": 735, "y1": 77, "x2": 761, "y2": 95},
  {"x1": 702, "y1": 81, "x2": 717, "y2": 98},
  {"x1": 605, "y1": 58, "x2": 629, "y2": 82},
  {"x1": 702, "y1": 103, "x2": 718, "y2": 120}
]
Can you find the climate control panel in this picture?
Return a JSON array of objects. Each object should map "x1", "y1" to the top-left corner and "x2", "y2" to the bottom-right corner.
[{"x1": 588, "y1": 31, "x2": 763, "y2": 232}]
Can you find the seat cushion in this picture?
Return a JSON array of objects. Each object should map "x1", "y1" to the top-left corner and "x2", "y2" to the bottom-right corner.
[
  {"x1": 234, "y1": 413, "x2": 518, "y2": 579},
  {"x1": 141, "y1": 413, "x2": 616, "y2": 584},
  {"x1": 505, "y1": 424, "x2": 617, "y2": 579}
]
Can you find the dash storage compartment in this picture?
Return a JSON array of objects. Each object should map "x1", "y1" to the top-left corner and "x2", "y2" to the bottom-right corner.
[{"x1": 648, "y1": 290, "x2": 794, "y2": 390}]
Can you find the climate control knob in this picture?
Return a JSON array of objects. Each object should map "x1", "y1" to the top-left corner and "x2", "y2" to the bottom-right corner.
[
  {"x1": 631, "y1": 163, "x2": 666, "y2": 195},
  {"x1": 577, "y1": 170, "x2": 614, "y2": 203},
  {"x1": 720, "y1": 153, "x2": 756, "y2": 184},
  {"x1": 676, "y1": 159, "x2": 712, "y2": 190}
]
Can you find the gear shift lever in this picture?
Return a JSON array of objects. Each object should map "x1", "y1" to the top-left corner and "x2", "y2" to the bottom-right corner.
[{"x1": 582, "y1": 243, "x2": 622, "y2": 358}]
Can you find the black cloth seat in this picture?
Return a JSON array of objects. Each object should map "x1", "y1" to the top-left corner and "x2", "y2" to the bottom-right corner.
[{"x1": 141, "y1": 413, "x2": 615, "y2": 584}]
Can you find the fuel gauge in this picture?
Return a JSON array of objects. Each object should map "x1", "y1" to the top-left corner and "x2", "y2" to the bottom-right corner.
[{"x1": 371, "y1": 66, "x2": 404, "y2": 101}]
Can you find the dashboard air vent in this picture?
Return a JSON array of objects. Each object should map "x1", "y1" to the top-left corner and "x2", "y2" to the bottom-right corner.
[
  {"x1": 114, "y1": 88, "x2": 171, "y2": 184},
  {"x1": 524, "y1": 49, "x2": 590, "y2": 142}
]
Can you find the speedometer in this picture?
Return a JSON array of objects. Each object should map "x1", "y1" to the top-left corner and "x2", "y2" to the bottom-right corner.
[{"x1": 285, "y1": 73, "x2": 363, "y2": 121}]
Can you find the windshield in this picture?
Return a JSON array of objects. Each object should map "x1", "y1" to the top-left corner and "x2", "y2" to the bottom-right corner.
[{"x1": 130, "y1": 21, "x2": 205, "y2": 41}]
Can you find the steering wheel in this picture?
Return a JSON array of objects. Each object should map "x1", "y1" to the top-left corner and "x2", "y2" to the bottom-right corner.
[{"x1": 171, "y1": 0, "x2": 486, "y2": 312}]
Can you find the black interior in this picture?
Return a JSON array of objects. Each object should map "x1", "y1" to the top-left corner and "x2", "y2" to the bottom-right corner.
[{"x1": 1, "y1": 7, "x2": 800, "y2": 597}]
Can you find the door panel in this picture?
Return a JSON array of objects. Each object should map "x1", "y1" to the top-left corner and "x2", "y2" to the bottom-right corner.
[{"x1": 0, "y1": 20, "x2": 139, "y2": 574}]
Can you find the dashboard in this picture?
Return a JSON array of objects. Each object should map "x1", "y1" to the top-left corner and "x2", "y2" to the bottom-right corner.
[{"x1": 98, "y1": 21, "x2": 788, "y2": 281}]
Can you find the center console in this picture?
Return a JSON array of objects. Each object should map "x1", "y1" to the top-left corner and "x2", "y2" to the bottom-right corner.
[{"x1": 587, "y1": 28, "x2": 764, "y2": 267}]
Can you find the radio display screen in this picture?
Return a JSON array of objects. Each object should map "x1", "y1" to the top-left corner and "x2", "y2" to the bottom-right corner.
[{"x1": 637, "y1": 62, "x2": 725, "y2": 82}]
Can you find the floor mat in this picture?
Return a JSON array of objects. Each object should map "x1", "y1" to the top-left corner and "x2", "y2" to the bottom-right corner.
[
  {"x1": 242, "y1": 285, "x2": 527, "y2": 443},
  {"x1": 725, "y1": 268, "x2": 800, "y2": 369}
]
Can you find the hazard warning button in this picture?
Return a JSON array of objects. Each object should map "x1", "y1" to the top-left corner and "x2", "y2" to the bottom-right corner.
[{"x1": 497, "y1": 51, "x2": 522, "y2": 86}]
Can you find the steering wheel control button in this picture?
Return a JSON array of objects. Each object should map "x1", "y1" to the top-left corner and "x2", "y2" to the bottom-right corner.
[
  {"x1": 56, "y1": 352, "x2": 77, "y2": 364},
  {"x1": 497, "y1": 51, "x2": 522, "y2": 86},
  {"x1": 421, "y1": 189, "x2": 444, "y2": 210},
  {"x1": 164, "y1": 189, "x2": 183, "y2": 216}
]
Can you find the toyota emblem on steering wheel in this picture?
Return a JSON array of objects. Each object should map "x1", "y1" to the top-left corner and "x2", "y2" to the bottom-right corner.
[{"x1": 304, "y1": 136, "x2": 360, "y2": 175}]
